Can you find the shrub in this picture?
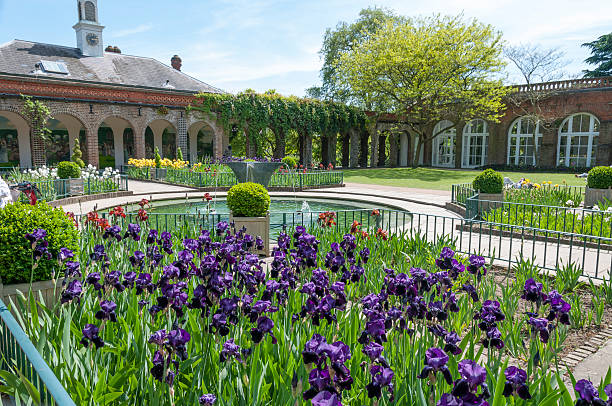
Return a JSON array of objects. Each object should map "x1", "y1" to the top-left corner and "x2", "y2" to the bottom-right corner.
[
  {"x1": 71, "y1": 138, "x2": 85, "y2": 168},
  {"x1": 227, "y1": 182, "x2": 270, "y2": 217},
  {"x1": 587, "y1": 166, "x2": 612, "y2": 189},
  {"x1": 177, "y1": 147, "x2": 184, "y2": 161},
  {"x1": 0, "y1": 203, "x2": 79, "y2": 284},
  {"x1": 472, "y1": 169, "x2": 503, "y2": 194},
  {"x1": 154, "y1": 147, "x2": 162, "y2": 169},
  {"x1": 57, "y1": 161, "x2": 81, "y2": 179},
  {"x1": 281, "y1": 156, "x2": 298, "y2": 169}
]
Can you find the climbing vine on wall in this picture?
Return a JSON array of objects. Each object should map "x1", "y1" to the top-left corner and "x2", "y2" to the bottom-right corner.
[
  {"x1": 187, "y1": 90, "x2": 366, "y2": 156},
  {"x1": 21, "y1": 95, "x2": 52, "y2": 140}
]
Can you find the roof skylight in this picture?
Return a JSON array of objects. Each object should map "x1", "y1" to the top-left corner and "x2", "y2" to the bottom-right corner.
[{"x1": 40, "y1": 60, "x2": 69, "y2": 74}]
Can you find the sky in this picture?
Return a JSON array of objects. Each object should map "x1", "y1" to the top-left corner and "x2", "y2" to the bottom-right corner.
[{"x1": 0, "y1": 0, "x2": 611, "y2": 96}]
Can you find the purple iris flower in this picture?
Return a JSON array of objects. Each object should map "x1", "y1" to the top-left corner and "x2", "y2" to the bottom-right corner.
[
  {"x1": 25, "y1": 229, "x2": 46, "y2": 245},
  {"x1": 64, "y1": 261, "x2": 81, "y2": 278},
  {"x1": 360, "y1": 247, "x2": 370, "y2": 264},
  {"x1": 462, "y1": 283, "x2": 479, "y2": 302},
  {"x1": 199, "y1": 394, "x2": 217, "y2": 405},
  {"x1": 216, "y1": 221, "x2": 229, "y2": 235},
  {"x1": 58, "y1": 247, "x2": 74, "y2": 262},
  {"x1": 146, "y1": 229, "x2": 158, "y2": 244},
  {"x1": 95, "y1": 300, "x2": 117, "y2": 322},
  {"x1": 80, "y1": 324, "x2": 104, "y2": 348},
  {"x1": 250, "y1": 316, "x2": 276, "y2": 344},
  {"x1": 417, "y1": 348, "x2": 452, "y2": 384},
  {"x1": 148, "y1": 329, "x2": 167, "y2": 346},
  {"x1": 502, "y1": 366, "x2": 531, "y2": 400},
  {"x1": 574, "y1": 379, "x2": 608, "y2": 406},
  {"x1": 60, "y1": 280, "x2": 82, "y2": 304},
  {"x1": 545, "y1": 290, "x2": 571, "y2": 325},
  {"x1": 467, "y1": 255, "x2": 487, "y2": 279},
  {"x1": 310, "y1": 391, "x2": 342, "y2": 406},
  {"x1": 443, "y1": 331, "x2": 463, "y2": 356},
  {"x1": 482, "y1": 326, "x2": 504, "y2": 350},
  {"x1": 435, "y1": 247, "x2": 455, "y2": 270},
  {"x1": 437, "y1": 393, "x2": 462, "y2": 406},
  {"x1": 362, "y1": 342, "x2": 384, "y2": 362},
  {"x1": 85, "y1": 272, "x2": 103, "y2": 291},
  {"x1": 528, "y1": 317, "x2": 551, "y2": 343},
  {"x1": 522, "y1": 278, "x2": 547, "y2": 304},
  {"x1": 220, "y1": 338, "x2": 242, "y2": 363},
  {"x1": 124, "y1": 223, "x2": 141, "y2": 241},
  {"x1": 302, "y1": 334, "x2": 327, "y2": 365},
  {"x1": 102, "y1": 225, "x2": 122, "y2": 242},
  {"x1": 90, "y1": 244, "x2": 108, "y2": 262},
  {"x1": 129, "y1": 251, "x2": 145, "y2": 268},
  {"x1": 366, "y1": 365, "x2": 394, "y2": 400},
  {"x1": 33, "y1": 239, "x2": 51, "y2": 261},
  {"x1": 451, "y1": 360, "x2": 488, "y2": 402},
  {"x1": 135, "y1": 273, "x2": 153, "y2": 294},
  {"x1": 476, "y1": 300, "x2": 505, "y2": 331}
]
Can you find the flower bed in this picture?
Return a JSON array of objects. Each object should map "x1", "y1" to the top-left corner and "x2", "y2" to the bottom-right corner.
[{"x1": 3, "y1": 214, "x2": 612, "y2": 405}]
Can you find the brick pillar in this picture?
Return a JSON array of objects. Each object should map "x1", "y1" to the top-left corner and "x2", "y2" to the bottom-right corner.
[
  {"x1": 360, "y1": 131, "x2": 369, "y2": 167},
  {"x1": 378, "y1": 134, "x2": 387, "y2": 167},
  {"x1": 177, "y1": 115, "x2": 188, "y2": 159},
  {"x1": 596, "y1": 121, "x2": 612, "y2": 166},
  {"x1": 84, "y1": 127, "x2": 98, "y2": 167},
  {"x1": 341, "y1": 132, "x2": 350, "y2": 168},
  {"x1": 349, "y1": 129, "x2": 360, "y2": 168},
  {"x1": 388, "y1": 133, "x2": 398, "y2": 167},
  {"x1": 213, "y1": 127, "x2": 224, "y2": 159},
  {"x1": 321, "y1": 135, "x2": 329, "y2": 166},
  {"x1": 539, "y1": 125, "x2": 557, "y2": 167}
]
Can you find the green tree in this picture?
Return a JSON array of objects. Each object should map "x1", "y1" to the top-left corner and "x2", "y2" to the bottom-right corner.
[
  {"x1": 154, "y1": 147, "x2": 162, "y2": 168},
  {"x1": 582, "y1": 33, "x2": 612, "y2": 77},
  {"x1": 71, "y1": 138, "x2": 85, "y2": 168},
  {"x1": 306, "y1": 6, "x2": 406, "y2": 109},
  {"x1": 177, "y1": 146, "x2": 184, "y2": 161},
  {"x1": 336, "y1": 14, "x2": 509, "y2": 164}
]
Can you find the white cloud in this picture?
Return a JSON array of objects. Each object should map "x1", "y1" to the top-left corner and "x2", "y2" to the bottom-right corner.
[{"x1": 110, "y1": 24, "x2": 153, "y2": 38}]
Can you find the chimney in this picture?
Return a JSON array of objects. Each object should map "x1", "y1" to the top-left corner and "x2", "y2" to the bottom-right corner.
[{"x1": 171, "y1": 55, "x2": 182, "y2": 71}]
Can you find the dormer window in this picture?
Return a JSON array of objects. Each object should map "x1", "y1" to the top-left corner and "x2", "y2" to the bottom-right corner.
[
  {"x1": 40, "y1": 60, "x2": 69, "y2": 74},
  {"x1": 162, "y1": 80, "x2": 175, "y2": 89}
]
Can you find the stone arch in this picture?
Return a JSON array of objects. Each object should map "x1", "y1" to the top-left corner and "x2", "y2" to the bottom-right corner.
[
  {"x1": 48, "y1": 113, "x2": 87, "y2": 166},
  {"x1": 0, "y1": 110, "x2": 31, "y2": 168},
  {"x1": 187, "y1": 121, "x2": 216, "y2": 163},
  {"x1": 145, "y1": 119, "x2": 177, "y2": 159},
  {"x1": 97, "y1": 116, "x2": 135, "y2": 167}
]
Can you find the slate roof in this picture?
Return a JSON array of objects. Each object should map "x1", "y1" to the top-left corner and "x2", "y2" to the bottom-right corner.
[{"x1": 0, "y1": 39, "x2": 223, "y2": 93}]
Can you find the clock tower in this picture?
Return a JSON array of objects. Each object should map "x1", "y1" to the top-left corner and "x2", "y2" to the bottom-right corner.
[{"x1": 73, "y1": 0, "x2": 104, "y2": 57}]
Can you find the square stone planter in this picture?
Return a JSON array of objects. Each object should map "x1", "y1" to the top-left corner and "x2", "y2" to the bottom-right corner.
[
  {"x1": 477, "y1": 192, "x2": 503, "y2": 213},
  {"x1": 155, "y1": 168, "x2": 167, "y2": 180},
  {"x1": 67, "y1": 178, "x2": 84, "y2": 196},
  {"x1": 230, "y1": 212, "x2": 270, "y2": 256},
  {"x1": 584, "y1": 187, "x2": 612, "y2": 208},
  {"x1": 0, "y1": 278, "x2": 62, "y2": 311}
]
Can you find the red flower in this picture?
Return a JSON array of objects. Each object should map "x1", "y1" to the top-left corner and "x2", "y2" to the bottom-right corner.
[
  {"x1": 350, "y1": 220, "x2": 361, "y2": 234},
  {"x1": 86, "y1": 211, "x2": 100, "y2": 224},
  {"x1": 317, "y1": 211, "x2": 336, "y2": 228},
  {"x1": 96, "y1": 218, "x2": 110, "y2": 230},
  {"x1": 371, "y1": 209, "x2": 380, "y2": 217},
  {"x1": 66, "y1": 211, "x2": 78, "y2": 227},
  {"x1": 109, "y1": 206, "x2": 126, "y2": 218},
  {"x1": 376, "y1": 228, "x2": 388, "y2": 241},
  {"x1": 137, "y1": 208, "x2": 149, "y2": 222},
  {"x1": 138, "y1": 198, "x2": 150, "y2": 208},
  {"x1": 203, "y1": 192, "x2": 213, "y2": 202},
  {"x1": 360, "y1": 230, "x2": 369, "y2": 239}
]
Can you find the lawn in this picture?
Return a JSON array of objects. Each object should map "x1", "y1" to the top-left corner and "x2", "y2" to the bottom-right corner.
[{"x1": 342, "y1": 167, "x2": 587, "y2": 190}]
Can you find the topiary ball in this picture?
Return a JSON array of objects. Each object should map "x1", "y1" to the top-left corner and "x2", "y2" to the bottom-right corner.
[
  {"x1": 587, "y1": 166, "x2": 612, "y2": 189},
  {"x1": 227, "y1": 182, "x2": 270, "y2": 217},
  {"x1": 57, "y1": 161, "x2": 82, "y2": 179},
  {"x1": 472, "y1": 169, "x2": 504, "y2": 194},
  {"x1": 0, "y1": 202, "x2": 79, "y2": 284}
]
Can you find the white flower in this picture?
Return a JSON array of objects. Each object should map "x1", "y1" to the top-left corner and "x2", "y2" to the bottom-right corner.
[
  {"x1": 593, "y1": 205, "x2": 600, "y2": 211},
  {"x1": 565, "y1": 200, "x2": 574, "y2": 207}
]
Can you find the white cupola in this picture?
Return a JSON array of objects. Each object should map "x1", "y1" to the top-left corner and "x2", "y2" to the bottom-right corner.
[{"x1": 73, "y1": 0, "x2": 105, "y2": 57}]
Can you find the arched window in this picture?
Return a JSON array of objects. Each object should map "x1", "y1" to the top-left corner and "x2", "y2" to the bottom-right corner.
[
  {"x1": 432, "y1": 120, "x2": 456, "y2": 167},
  {"x1": 84, "y1": 1, "x2": 96, "y2": 21},
  {"x1": 557, "y1": 113, "x2": 599, "y2": 167},
  {"x1": 507, "y1": 117, "x2": 542, "y2": 166},
  {"x1": 462, "y1": 119, "x2": 488, "y2": 168}
]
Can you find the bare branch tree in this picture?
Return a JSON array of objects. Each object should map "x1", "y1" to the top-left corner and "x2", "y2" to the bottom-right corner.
[{"x1": 504, "y1": 44, "x2": 571, "y2": 166}]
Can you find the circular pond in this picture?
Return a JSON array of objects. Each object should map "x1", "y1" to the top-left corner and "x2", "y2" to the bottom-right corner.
[{"x1": 131, "y1": 197, "x2": 411, "y2": 240}]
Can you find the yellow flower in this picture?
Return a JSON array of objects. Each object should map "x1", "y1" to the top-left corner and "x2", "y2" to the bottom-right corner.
[{"x1": 554, "y1": 184, "x2": 559, "y2": 187}]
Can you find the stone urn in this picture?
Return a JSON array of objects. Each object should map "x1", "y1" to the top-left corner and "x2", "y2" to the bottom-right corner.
[
  {"x1": 230, "y1": 212, "x2": 270, "y2": 256},
  {"x1": 226, "y1": 161, "x2": 282, "y2": 187}
]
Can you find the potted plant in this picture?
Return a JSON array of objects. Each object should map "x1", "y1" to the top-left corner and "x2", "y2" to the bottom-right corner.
[
  {"x1": 57, "y1": 160, "x2": 83, "y2": 196},
  {"x1": 227, "y1": 182, "x2": 271, "y2": 255},
  {"x1": 472, "y1": 169, "x2": 504, "y2": 213},
  {"x1": 585, "y1": 166, "x2": 612, "y2": 207}
]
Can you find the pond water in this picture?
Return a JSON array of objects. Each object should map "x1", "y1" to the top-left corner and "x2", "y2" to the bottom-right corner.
[{"x1": 129, "y1": 198, "x2": 411, "y2": 240}]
